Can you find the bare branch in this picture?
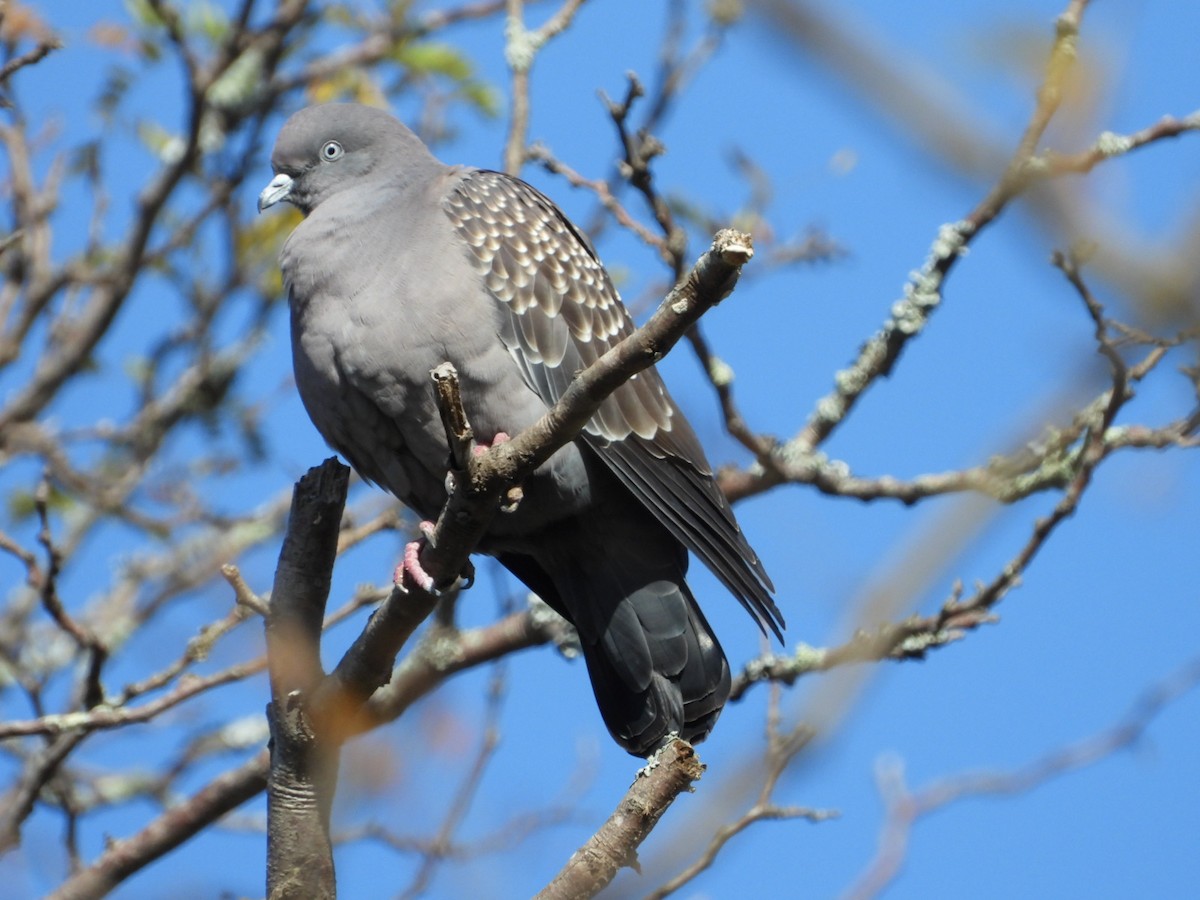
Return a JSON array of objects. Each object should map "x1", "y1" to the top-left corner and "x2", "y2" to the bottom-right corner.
[
  {"x1": 647, "y1": 684, "x2": 836, "y2": 899},
  {"x1": 536, "y1": 740, "x2": 705, "y2": 899},
  {"x1": 845, "y1": 655, "x2": 1200, "y2": 900},
  {"x1": 264, "y1": 459, "x2": 350, "y2": 900},
  {"x1": 0, "y1": 37, "x2": 61, "y2": 83},
  {"x1": 49, "y1": 603, "x2": 570, "y2": 897},
  {"x1": 527, "y1": 141, "x2": 666, "y2": 251},
  {"x1": 46, "y1": 752, "x2": 270, "y2": 900},
  {"x1": 399, "y1": 660, "x2": 510, "y2": 898},
  {"x1": 0, "y1": 731, "x2": 85, "y2": 853},
  {"x1": 1038, "y1": 110, "x2": 1200, "y2": 175},
  {"x1": 502, "y1": 0, "x2": 590, "y2": 174}
]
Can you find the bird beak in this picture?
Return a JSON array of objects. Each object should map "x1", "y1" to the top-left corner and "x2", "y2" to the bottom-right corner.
[{"x1": 257, "y1": 172, "x2": 294, "y2": 213}]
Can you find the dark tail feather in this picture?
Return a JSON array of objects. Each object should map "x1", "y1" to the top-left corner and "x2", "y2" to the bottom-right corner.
[
  {"x1": 579, "y1": 580, "x2": 731, "y2": 755},
  {"x1": 498, "y1": 534, "x2": 732, "y2": 757},
  {"x1": 675, "y1": 598, "x2": 731, "y2": 740}
]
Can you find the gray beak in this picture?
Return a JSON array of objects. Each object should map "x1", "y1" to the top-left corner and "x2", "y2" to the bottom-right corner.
[{"x1": 257, "y1": 172, "x2": 294, "y2": 212}]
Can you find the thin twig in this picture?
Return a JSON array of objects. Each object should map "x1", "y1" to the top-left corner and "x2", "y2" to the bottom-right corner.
[
  {"x1": 844, "y1": 655, "x2": 1200, "y2": 900},
  {"x1": 502, "y1": 0, "x2": 589, "y2": 174},
  {"x1": 0, "y1": 39, "x2": 62, "y2": 83}
]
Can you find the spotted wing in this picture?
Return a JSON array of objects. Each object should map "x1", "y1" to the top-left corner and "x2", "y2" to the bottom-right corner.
[{"x1": 444, "y1": 169, "x2": 781, "y2": 637}]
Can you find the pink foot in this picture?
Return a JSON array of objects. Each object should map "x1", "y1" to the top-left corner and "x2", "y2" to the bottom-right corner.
[
  {"x1": 472, "y1": 431, "x2": 510, "y2": 457},
  {"x1": 394, "y1": 521, "x2": 437, "y2": 593}
]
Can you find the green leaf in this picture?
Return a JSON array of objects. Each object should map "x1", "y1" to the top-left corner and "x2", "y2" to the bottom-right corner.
[
  {"x1": 8, "y1": 484, "x2": 74, "y2": 523},
  {"x1": 460, "y1": 81, "x2": 501, "y2": 118},
  {"x1": 123, "y1": 355, "x2": 154, "y2": 389},
  {"x1": 124, "y1": 0, "x2": 165, "y2": 29},
  {"x1": 393, "y1": 41, "x2": 500, "y2": 118},
  {"x1": 186, "y1": 0, "x2": 229, "y2": 44},
  {"x1": 135, "y1": 120, "x2": 184, "y2": 163},
  {"x1": 207, "y1": 48, "x2": 264, "y2": 111},
  {"x1": 395, "y1": 41, "x2": 473, "y2": 81}
]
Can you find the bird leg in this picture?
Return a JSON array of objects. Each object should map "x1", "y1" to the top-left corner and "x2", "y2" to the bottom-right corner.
[
  {"x1": 398, "y1": 433, "x2": 517, "y2": 594},
  {"x1": 395, "y1": 520, "x2": 439, "y2": 594},
  {"x1": 394, "y1": 520, "x2": 475, "y2": 595}
]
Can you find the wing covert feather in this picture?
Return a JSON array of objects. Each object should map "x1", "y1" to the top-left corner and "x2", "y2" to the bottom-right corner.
[{"x1": 444, "y1": 170, "x2": 782, "y2": 636}]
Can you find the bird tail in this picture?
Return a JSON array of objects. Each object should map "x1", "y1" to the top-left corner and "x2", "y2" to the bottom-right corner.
[
  {"x1": 501, "y1": 520, "x2": 732, "y2": 757},
  {"x1": 576, "y1": 572, "x2": 732, "y2": 756}
]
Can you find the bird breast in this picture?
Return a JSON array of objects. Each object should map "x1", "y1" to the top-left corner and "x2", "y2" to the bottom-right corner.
[{"x1": 283, "y1": 196, "x2": 594, "y2": 532}]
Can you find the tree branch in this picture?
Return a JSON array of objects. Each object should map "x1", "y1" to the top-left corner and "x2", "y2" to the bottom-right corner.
[
  {"x1": 535, "y1": 740, "x2": 705, "y2": 899},
  {"x1": 49, "y1": 603, "x2": 570, "y2": 898},
  {"x1": 844, "y1": 655, "x2": 1200, "y2": 900},
  {"x1": 264, "y1": 459, "x2": 350, "y2": 900},
  {"x1": 45, "y1": 751, "x2": 269, "y2": 900},
  {"x1": 502, "y1": 0, "x2": 589, "y2": 174},
  {"x1": 0, "y1": 38, "x2": 61, "y2": 83}
]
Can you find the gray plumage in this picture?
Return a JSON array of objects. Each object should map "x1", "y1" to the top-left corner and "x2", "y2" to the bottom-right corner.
[{"x1": 259, "y1": 103, "x2": 783, "y2": 755}]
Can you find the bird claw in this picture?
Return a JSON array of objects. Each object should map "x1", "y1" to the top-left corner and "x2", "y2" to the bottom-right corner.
[
  {"x1": 394, "y1": 521, "x2": 438, "y2": 594},
  {"x1": 472, "y1": 431, "x2": 510, "y2": 457},
  {"x1": 458, "y1": 558, "x2": 476, "y2": 590},
  {"x1": 500, "y1": 484, "x2": 524, "y2": 513},
  {"x1": 393, "y1": 521, "x2": 474, "y2": 595},
  {"x1": 472, "y1": 433, "x2": 522, "y2": 512}
]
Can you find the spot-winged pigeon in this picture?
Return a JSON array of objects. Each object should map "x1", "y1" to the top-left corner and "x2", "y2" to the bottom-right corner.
[{"x1": 259, "y1": 103, "x2": 783, "y2": 756}]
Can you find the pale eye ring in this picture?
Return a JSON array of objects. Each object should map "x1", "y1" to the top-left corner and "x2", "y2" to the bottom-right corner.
[{"x1": 321, "y1": 140, "x2": 343, "y2": 161}]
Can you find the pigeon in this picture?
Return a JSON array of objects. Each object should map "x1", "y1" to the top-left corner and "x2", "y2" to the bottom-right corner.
[{"x1": 259, "y1": 103, "x2": 783, "y2": 756}]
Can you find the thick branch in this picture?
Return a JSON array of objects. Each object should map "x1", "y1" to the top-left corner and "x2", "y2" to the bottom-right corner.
[
  {"x1": 50, "y1": 605, "x2": 568, "y2": 898},
  {"x1": 264, "y1": 459, "x2": 350, "y2": 900},
  {"x1": 536, "y1": 740, "x2": 705, "y2": 899}
]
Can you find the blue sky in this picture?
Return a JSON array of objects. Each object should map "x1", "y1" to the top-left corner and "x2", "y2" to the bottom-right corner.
[{"x1": 4, "y1": 1, "x2": 1199, "y2": 897}]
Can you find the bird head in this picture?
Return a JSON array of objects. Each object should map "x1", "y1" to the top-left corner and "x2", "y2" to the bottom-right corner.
[{"x1": 258, "y1": 103, "x2": 439, "y2": 215}]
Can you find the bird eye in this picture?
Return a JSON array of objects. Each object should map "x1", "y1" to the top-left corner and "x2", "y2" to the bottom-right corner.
[{"x1": 321, "y1": 140, "x2": 343, "y2": 161}]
